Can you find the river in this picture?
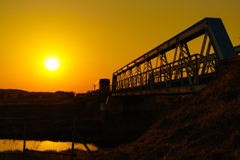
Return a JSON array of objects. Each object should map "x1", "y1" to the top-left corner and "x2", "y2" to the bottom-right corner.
[{"x1": 0, "y1": 139, "x2": 98, "y2": 152}]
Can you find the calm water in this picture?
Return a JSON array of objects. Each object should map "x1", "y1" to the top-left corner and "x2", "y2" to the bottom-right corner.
[{"x1": 0, "y1": 139, "x2": 98, "y2": 152}]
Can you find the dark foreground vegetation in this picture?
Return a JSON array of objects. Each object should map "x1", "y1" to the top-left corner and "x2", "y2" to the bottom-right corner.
[
  {"x1": 0, "y1": 93, "x2": 151, "y2": 148},
  {"x1": 1, "y1": 57, "x2": 240, "y2": 159}
]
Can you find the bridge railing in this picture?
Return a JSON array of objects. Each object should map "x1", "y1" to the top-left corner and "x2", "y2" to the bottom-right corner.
[{"x1": 112, "y1": 54, "x2": 218, "y2": 94}]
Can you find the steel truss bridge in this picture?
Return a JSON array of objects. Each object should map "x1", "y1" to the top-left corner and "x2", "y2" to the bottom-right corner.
[{"x1": 112, "y1": 18, "x2": 238, "y2": 96}]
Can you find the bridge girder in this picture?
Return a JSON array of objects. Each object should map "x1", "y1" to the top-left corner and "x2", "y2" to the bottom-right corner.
[{"x1": 112, "y1": 18, "x2": 237, "y2": 95}]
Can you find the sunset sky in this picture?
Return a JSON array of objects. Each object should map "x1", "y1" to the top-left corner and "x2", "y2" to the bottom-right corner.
[{"x1": 0, "y1": 0, "x2": 239, "y2": 93}]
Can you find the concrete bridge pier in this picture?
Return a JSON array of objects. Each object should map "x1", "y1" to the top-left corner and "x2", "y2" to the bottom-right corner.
[{"x1": 100, "y1": 94, "x2": 192, "y2": 127}]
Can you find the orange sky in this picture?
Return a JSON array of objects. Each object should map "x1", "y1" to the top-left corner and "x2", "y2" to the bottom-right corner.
[{"x1": 0, "y1": 0, "x2": 240, "y2": 93}]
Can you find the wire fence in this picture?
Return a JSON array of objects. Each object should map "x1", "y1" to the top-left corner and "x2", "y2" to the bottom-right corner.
[{"x1": 0, "y1": 117, "x2": 96, "y2": 160}]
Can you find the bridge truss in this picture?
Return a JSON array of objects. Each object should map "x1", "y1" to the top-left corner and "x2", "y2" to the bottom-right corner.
[{"x1": 112, "y1": 18, "x2": 237, "y2": 95}]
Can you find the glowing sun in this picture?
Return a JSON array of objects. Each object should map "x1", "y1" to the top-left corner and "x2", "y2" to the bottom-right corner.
[{"x1": 44, "y1": 58, "x2": 60, "y2": 71}]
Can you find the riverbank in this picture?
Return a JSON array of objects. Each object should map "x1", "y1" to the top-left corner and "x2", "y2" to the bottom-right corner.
[{"x1": 0, "y1": 93, "x2": 157, "y2": 150}]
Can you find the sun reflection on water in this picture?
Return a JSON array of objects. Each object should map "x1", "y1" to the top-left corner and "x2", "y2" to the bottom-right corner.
[{"x1": 0, "y1": 139, "x2": 98, "y2": 152}]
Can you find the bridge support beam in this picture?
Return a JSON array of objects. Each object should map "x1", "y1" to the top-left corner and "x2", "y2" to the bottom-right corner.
[{"x1": 101, "y1": 94, "x2": 192, "y2": 112}]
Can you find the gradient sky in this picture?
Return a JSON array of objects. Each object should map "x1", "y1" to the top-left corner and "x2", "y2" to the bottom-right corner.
[{"x1": 0, "y1": 0, "x2": 239, "y2": 93}]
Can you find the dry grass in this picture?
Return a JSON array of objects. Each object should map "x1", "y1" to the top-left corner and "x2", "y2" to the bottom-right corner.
[{"x1": 105, "y1": 59, "x2": 240, "y2": 160}]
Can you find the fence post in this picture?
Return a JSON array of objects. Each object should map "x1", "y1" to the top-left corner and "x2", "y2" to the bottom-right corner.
[
  {"x1": 75, "y1": 130, "x2": 96, "y2": 160},
  {"x1": 23, "y1": 118, "x2": 27, "y2": 153},
  {"x1": 71, "y1": 120, "x2": 75, "y2": 160}
]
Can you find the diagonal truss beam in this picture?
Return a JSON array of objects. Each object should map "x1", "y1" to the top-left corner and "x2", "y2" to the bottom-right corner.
[
  {"x1": 112, "y1": 18, "x2": 237, "y2": 94},
  {"x1": 113, "y1": 18, "x2": 236, "y2": 77}
]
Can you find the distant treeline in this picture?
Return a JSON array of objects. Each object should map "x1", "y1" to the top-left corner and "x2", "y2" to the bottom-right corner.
[{"x1": 0, "y1": 89, "x2": 78, "y2": 99}]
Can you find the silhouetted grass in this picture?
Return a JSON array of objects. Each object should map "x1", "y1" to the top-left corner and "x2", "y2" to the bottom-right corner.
[{"x1": 104, "y1": 58, "x2": 240, "y2": 160}]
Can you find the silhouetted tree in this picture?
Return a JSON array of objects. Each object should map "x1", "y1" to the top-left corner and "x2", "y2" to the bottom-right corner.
[
  {"x1": 16, "y1": 94, "x2": 23, "y2": 98},
  {"x1": 0, "y1": 92, "x2": 5, "y2": 99},
  {"x1": 66, "y1": 92, "x2": 75, "y2": 98}
]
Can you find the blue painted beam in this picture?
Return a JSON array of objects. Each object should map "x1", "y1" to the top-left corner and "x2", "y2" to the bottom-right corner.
[
  {"x1": 206, "y1": 18, "x2": 236, "y2": 60},
  {"x1": 234, "y1": 45, "x2": 240, "y2": 54}
]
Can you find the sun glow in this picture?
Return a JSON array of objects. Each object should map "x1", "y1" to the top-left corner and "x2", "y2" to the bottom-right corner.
[{"x1": 44, "y1": 57, "x2": 60, "y2": 71}]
